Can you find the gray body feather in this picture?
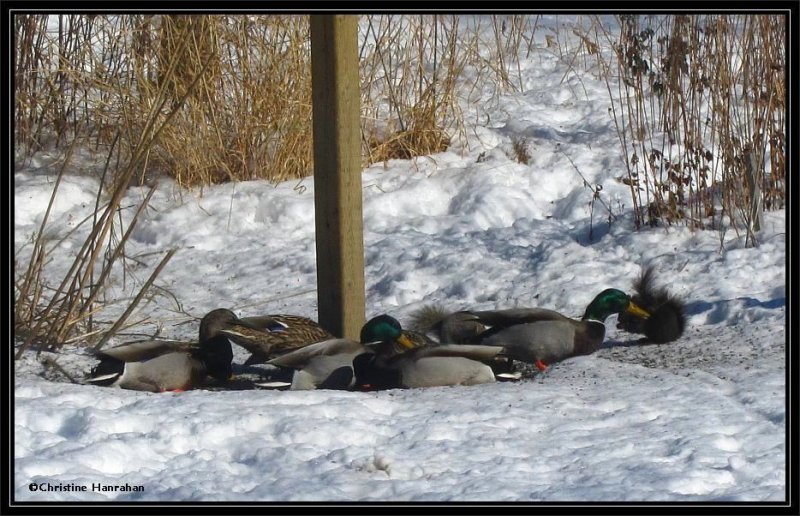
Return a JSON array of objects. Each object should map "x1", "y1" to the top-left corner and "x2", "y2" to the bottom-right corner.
[
  {"x1": 480, "y1": 321, "x2": 577, "y2": 363},
  {"x1": 267, "y1": 338, "x2": 368, "y2": 390},
  {"x1": 364, "y1": 344, "x2": 502, "y2": 389},
  {"x1": 116, "y1": 353, "x2": 203, "y2": 392}
]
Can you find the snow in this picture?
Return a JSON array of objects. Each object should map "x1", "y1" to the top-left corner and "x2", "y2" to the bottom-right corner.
[{"x1": 13, "y1": 16, "x2": 786, "y2": 505}]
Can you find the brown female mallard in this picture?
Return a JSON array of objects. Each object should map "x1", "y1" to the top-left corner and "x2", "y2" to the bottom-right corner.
[{"x1": 207, "y1": 308, "x2": 335, "y2": 365}]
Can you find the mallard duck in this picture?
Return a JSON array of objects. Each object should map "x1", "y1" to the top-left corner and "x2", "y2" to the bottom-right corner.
[
  {"x1": 355, "y1": 314, "x2": 509, "y2": 388},
  {"x1": 616, "y1": 266, "x2": 686, "y2": 343},
  {"x1": 207, "y1": 308, "x2": 335, "y2": 365},
  {"x1": 266, "y1": 314, "x2": 426, "y2": 390},
  {"x1": 86, "y1": 309, "x2": 239, "y2": 392},
  {"x1": 353, "y1": 343, "x2": 505, "y2": 390},
  {"x1": 413, "y1": 288, "x2": 650, "y2": 371}
]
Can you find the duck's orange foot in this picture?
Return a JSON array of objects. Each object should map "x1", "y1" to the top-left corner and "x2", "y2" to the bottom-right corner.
[
  {"x1": 534, "y1": 359, "x2": 549, "y2": 372},
  {"x1": 159, "y1": 388, "x2": 186, "y2": 393}
]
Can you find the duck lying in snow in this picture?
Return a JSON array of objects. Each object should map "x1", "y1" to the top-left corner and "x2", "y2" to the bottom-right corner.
[
  {"x1": 267, "y1": 314, "x2": 505, "y2": 390},
  {"x1": 86, "y1": 308, "x2": 251, "y2": 392}
]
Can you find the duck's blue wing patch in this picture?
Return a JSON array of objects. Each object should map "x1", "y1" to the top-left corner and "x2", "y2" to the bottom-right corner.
[{"x1": 267, "y1": 321, "x2": 290, "y2": 333}]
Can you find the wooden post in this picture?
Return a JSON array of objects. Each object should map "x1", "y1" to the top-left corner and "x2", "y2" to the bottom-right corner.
[{"x1": 310, "y1": 15, "x2": 365, "y2": 340}]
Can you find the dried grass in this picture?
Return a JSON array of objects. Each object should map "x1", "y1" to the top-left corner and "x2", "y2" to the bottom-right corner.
[
  {"x1": 13, "y1": 24, "x2": 198, "y2": 353},
  {"x1": 510, "y1": 136, "x2": 531, "y2": 165},
  {"x1": 14, "y1": 14, "x2": 534, "y2": 185},
  {"x1": 591, "y1": 14, "x2": 785, "y2": 245}
]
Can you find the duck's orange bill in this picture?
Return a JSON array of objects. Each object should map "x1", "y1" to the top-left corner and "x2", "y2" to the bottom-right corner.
[
  {"x1": 626, "y1": 302, "x2": 650, "y2": 319},
  {"x1": 396, "y1": 334, "x2": 416, "y2": 350}
]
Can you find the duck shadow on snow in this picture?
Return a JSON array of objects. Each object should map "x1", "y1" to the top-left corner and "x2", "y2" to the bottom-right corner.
[
  {"x1": 599, "y1": 336, "x2": 658, "y2": 349},
  {"x1": 684, "y1": 297, "x2": 785, "y2": 324},
  {"x1": 205, "y1": 363, "x2": 294, "y2": 391}
]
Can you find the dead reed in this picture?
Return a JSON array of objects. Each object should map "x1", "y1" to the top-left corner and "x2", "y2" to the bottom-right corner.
[
  {"x1": 14, "y1": 14, "x2": 534, "y2": 186},
  {"x1": 12, "y1": 20, "x2": 207, "y2": 353},
  {"x1": 593, "y1": 14, "x2": 785, "y2": 244}
]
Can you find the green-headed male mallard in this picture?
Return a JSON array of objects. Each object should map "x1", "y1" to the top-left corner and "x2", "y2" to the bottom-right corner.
[
  {"x1": 353, "y1": 342, "x2": 505, "y2": 390},
  {"x1": 266, "y1": 314, "x2": 429, "y2": 390},
  {"x1": 351, "y1": 314, "x2": 506, "y2": 389},
  {"x1": 207, "y1": 308, "x2": 335, "y2": 365},
  {"x1": 86, "y1": 309, "x2": 240, "y2": 392},
  {"x1": 412, "y1": 288, "x2": 650, "y2": 371}
]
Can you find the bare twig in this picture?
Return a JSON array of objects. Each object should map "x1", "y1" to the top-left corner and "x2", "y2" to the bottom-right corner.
[{"x1": 93, "y1": 248, "x2": 177, "y2": 351}]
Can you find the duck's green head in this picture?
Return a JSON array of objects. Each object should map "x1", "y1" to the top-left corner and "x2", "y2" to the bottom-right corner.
[
  {"x1": 582, "y1": 288, "x2": 650, "y2": 323},
  {"x1": 360, "y1": 314, "x2": 416, "y2": 350}
]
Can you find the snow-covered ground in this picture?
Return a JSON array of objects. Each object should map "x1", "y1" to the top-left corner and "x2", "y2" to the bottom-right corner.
[{"x1": 13, "y1": 16, "x2": 786, "y2": 504}]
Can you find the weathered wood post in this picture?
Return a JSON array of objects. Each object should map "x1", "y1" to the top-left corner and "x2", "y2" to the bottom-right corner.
[{"x1": 310, "y1": 15, "x2": 365, "y2": 339}]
